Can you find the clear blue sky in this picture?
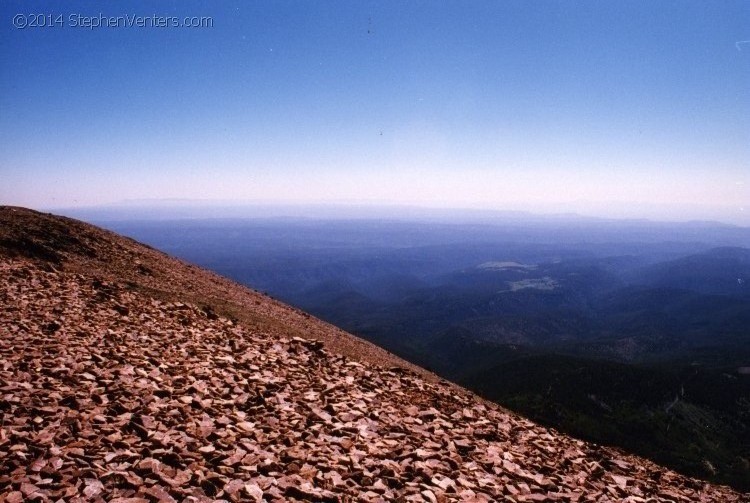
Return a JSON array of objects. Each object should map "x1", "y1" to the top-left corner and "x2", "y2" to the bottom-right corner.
[{"x1": 1, "y1": 1, "x2": 749, "y2": 223}]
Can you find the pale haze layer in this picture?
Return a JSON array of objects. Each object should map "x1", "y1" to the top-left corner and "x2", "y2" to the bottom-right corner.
[{"x1": 1, "y1": 1, "x2": 749, "y2": 224}]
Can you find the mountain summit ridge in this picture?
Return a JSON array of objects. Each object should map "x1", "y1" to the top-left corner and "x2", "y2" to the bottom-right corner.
[{"x1": 0, "y1": 207, "x2": 746, "y2": 502}]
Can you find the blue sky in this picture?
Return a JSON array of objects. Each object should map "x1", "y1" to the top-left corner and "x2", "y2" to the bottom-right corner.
[{"x1": 1, "y1": 1, "x2": 749, "y2": 223}]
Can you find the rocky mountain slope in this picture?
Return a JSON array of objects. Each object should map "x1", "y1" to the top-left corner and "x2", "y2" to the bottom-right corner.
[{"x1": 0, "y1": 207, "x2": 746, "y2": 502}]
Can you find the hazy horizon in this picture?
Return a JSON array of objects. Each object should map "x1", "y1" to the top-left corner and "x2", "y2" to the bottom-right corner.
[
  {"x1": 32, "y1": 198, "x2": 748, "y2": 229},
  {"x1": 2, "y1": 1, "x2": 749, "y2": 225}
]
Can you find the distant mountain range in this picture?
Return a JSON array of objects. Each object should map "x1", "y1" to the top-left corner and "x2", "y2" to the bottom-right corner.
[
  {"x1": 56, "y1": 201, "x2": 747, "y2": 229},
  {"x1": 628, "y1": 247, "x2": 750, "y2": 297}
]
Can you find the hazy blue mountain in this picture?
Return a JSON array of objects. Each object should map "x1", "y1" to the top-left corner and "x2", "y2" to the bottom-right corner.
[{"x1": 627, "y1": 247, "x2": 750, "y2": 297}]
